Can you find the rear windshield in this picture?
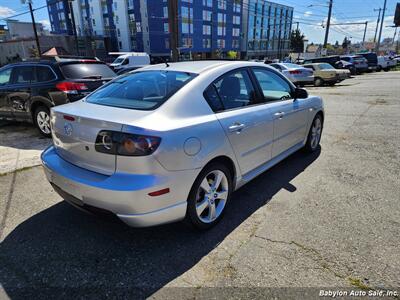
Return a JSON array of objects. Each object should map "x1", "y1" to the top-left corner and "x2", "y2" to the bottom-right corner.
[
  {"x1": 86, "y1": 70, "x2": 196, "y2": 110},
  {"x1": 319, "y1": 63, "x2": 334, "y2": 70},
  {"x1": 282, "y1": 63, "x2": 301, "y2": 69},
  {"x1": 61, "y1": 63, "x2": 116, "y2": 79}
]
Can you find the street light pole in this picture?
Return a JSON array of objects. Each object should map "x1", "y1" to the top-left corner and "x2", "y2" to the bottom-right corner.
[{"x1": 362, "y1": 21, "x2": 368, "y2": 44}]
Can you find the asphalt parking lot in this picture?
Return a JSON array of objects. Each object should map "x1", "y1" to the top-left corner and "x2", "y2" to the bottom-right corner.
[{"x1": 0, "y1": 71, "x2": 399, "y2": 299}]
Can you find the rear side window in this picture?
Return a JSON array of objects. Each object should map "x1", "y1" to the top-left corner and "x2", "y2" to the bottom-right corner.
[
  {"x1": 60, "y1": 63, "x2": 116, "y2": 79},
  {"x1": 36, "y1": 66, "x2": 56, "y2": 82},
  {"x1": 86, "y1": 70, "x2": 196, "y2": 110},
  {"x1": 0, "y1": 68, "x2": 12, "y2": 85},
  {"x1": 11, "y1": 66, "x2": 34, "y2": 84},
  {"x1": 210, "y1": 70, "x2": 256, "y2": 111}
]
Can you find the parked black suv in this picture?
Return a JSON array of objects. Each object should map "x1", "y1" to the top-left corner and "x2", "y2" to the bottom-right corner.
[{"x1": 0, "y1": 56, "x2": 116, "y2": 136}]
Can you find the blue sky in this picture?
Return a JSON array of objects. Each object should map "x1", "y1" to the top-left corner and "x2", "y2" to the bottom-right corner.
[{"x1": 0, "y1": 0, "x2": 398, "y2": 44}]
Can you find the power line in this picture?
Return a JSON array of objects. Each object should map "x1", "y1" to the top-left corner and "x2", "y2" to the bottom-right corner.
[{"x1": 0, "y1": 5, "x2": 47, "y2": 22}]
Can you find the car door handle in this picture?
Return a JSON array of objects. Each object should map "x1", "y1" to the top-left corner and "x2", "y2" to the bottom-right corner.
[
  {"x1": 228, "y1": 123, "x2": 245, "y2": 132},
  {"x1": 274, "y1": 112, "x2": 285, "y2": 119}
]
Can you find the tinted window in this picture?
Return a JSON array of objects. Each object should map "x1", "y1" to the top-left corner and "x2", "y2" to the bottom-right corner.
[
  {"x1": 252, "y1": 68, "x2": 292, "y2": 101},
  {"x1": 86, "y1": 71, "x2": 195, "y2": 110},
  {"x1": 204, "y1": 85, "x2": 224, "y2": 112},
  {"x1": 36, "y1": 66, "x2": 56, "y2": 82},
  {"x1": 341, "y1": 57, "x2": 350, "y2": 62},
  {"x1": 12, "y1": 66, "x2": 34, "y2": 84},
  {"x1": 211, "y1": 70, "x2": 256, "y2": 110},
  {"x1": 0, "y1": 68, "x2": 12, "y2": 86},
  {"x1": 61, "y1": 63, "x2": 116, "y2": 79}
]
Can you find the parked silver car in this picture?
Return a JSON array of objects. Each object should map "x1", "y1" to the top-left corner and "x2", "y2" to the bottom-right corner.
[
  {"x1": 41, "y1": 61, "x2": 324, "y2": 229},
  {"x1": 269, "y1": 63, "x2": 314, "y2": 86}
]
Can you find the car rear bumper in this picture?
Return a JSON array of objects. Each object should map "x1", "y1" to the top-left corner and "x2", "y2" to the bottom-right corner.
[{"x1": 41, "y1": 146, "x2": 196, "y2": 227}]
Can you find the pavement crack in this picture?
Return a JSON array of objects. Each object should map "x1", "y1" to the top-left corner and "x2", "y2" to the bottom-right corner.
[{"x1": 254, "y1": 235, "x2": 379, "y2": 290}]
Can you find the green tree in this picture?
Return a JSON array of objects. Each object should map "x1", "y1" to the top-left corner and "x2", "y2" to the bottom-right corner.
[
  {"x1": 342, "y1": 37, "x2": 351, "y2": 49},
  {"x1": 290, "y1": 29, "x2": 305, "y2": 53},
  {"x1": 227, "y1": 51, "x2": 237, "y2": 59}
]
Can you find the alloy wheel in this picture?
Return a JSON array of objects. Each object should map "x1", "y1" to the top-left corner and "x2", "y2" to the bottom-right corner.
[
  {"x1": 37, "y1": 111, "x2": 51, "y2": 135},
  {"x1": 195, "y1": 170, "x2": 229, "y2": 224},
  {"x1": 310, "y1": 117, "x2": 322, "y2": 149}
]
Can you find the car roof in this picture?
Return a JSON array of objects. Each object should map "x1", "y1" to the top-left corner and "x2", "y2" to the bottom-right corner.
[
  {"x1": 137, "y1": 60, "x2": 258, "y2": 74},
  {"x1": 2, "y1": 60, "x2": 54, "y2": 67}
]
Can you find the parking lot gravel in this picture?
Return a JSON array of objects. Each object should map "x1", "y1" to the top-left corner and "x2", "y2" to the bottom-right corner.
[{"x1": 0, "y1": 71, "x2": 399, "y2": 299}]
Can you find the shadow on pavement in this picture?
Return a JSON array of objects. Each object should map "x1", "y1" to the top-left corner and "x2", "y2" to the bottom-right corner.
[
  {"x1": 0, "y1": 148, "x2": 320, "y2": 299},
  {"x1": 0, "y1": 121, "x2": 50, "y2": 151}
]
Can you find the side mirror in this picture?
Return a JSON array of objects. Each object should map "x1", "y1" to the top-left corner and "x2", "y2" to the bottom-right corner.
[{"x1": 294, "y1": 87, "x2": 308, "y2": 99}]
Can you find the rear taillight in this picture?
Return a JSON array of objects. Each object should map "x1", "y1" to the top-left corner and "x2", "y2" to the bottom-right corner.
[
  {"x1": 56, "y1": 82, "x2": 89, "y2": 94},
  {"x1": 289, "y1": 70, "x2": 301, "y2": 74},
  {"x1": 95, "y1": 131, "x2": 161, "y2": 156}
]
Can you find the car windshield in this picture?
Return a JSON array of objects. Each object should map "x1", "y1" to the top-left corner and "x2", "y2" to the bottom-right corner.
[
  {"x1": 319, "y1": 63, "x2": 335, "y2": 70},
  {"x1": 112, "y1": 58, "x2": 125, "y2": 64},
  {"x1": 61, "y1": 63, "x2": 116, "y2": 79},
  {"x1": 86, "y1": 70, "x2": 196, "y2": 110},
  {"x1": 282, "y1": 63, "x2": 301, "y2": 69}
]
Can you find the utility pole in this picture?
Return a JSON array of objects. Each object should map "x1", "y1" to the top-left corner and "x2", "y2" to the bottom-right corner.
[
  {"x1": 362, "y1": 21, "x2": 368, "y2": 44},
  {"x1": 68, "y1": 0, "x2": 79, "y2": 55},
  {"x1": 323, "y1": 0, "x2": 333, "y2": 48},
  {"x1": 376, "y1": 0, "x2": 387, "y2": 53},
  {"x1": 296, "y1": 22, "x2": 299, "y2": 31},
  {"x1": 24, "y1": 0, "x2": 41, "y2": 56},
  {"x1": 373, "y1": 8, "x2": 382, "y2": 43},
  {"x1": 168, "y1": 0, "x2": 179, "y2": 62}
]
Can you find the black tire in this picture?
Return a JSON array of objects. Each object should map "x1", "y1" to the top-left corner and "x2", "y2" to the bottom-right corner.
[
  {"x1": 185, "y1": 162, "x2": 233, "y2": 230},
  {"x1": 377, "y1": 66, "x2": 382, "y2": 72},
  {"x1": 305, "y1": 114, "x2": 323, "y2": 153},
  {"x1": 34, "y1": 106, "x2": 51, "y2": 137},
  {"x1": 314, "y1": 78, "x2": 323, "y2": 87}
]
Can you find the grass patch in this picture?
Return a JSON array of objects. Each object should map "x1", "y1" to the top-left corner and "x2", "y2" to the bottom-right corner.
[{"x1": 348, "y1": 277, "x2": 371, "y2": 290}]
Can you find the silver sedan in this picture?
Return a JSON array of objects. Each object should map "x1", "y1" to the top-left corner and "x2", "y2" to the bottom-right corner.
[
  {"x1": 41, "y1": 61, "x2": 324, "y2": 229},
  {"x1": 270, "y1": 63, "x2": 315, "y2": 86}
]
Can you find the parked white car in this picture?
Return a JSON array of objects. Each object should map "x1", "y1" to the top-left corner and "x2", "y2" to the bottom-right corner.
[
  {"x1": 377, "y1": 56, "x2": 396, "y2": 71},
  {"x1": 41, "y1": 61, "x2": 324, "y2": 229}
]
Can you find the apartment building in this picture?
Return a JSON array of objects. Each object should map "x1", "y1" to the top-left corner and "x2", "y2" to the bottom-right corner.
[
  {"x1": 47, "y1": 0, "x2": 292, "y2": 59},
  {"x1": 243, "y1": 0, "x2": 293, "y2": 59}
]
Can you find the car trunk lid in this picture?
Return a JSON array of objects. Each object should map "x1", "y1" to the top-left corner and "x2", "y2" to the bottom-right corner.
[{"x1": 50, "y1": 101, "x2": 152, "y2": 175}]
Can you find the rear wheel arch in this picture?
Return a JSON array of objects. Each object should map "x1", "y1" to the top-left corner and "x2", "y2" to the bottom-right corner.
[
  {"x1": 202, "y1": 156, "x2": 237, "y2": 184},
  {"x1": 30, "y1": 100, "x2": 51, "y2": 120}
]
